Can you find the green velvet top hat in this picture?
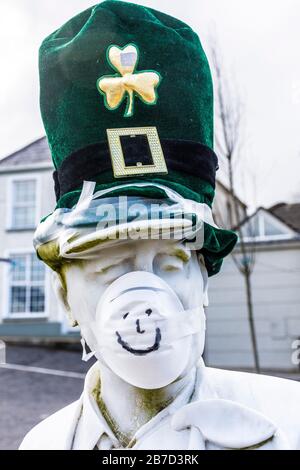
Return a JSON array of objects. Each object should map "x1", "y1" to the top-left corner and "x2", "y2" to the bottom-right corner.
[{"x1": 35, "y1": 0, "x2": 237, "y2": 276}]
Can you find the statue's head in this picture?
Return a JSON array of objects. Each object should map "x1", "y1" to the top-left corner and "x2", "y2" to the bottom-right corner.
[
  {"x1": 35, "y1": 1, "x2": 237, "y2": 388},
  {"x1": 55, "y1": 237, "x2": 209, "y2": 389}
]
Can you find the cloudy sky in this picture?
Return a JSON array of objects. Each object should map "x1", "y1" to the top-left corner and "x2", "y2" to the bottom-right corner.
[{"x1": 1, "y1": 0, "x2": 299, "y2": 210}]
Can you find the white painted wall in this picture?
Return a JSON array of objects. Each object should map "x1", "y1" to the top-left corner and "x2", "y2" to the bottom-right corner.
[
  {"x1": 213, "y1": 181, "x2": 247, "y2": 229},
  {"x1": 205, "y1": 243, "x2": 300, "y2": 371}
]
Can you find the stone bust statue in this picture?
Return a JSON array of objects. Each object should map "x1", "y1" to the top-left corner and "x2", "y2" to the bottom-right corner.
[{"x1": 20, "y1": 1, "x2": 300, "y2": 450}]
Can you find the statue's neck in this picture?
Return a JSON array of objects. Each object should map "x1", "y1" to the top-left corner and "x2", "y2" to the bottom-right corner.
[{"x1": 95, "y1": 361, "x2": 195, "y2": 447}]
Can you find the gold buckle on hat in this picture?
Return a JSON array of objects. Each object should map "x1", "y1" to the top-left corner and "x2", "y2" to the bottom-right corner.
[{"x1": 107, "y1": 126, "x2": 168, "y2": 178}]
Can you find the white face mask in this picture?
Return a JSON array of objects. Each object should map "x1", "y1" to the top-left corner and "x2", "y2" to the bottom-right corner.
[{"x1": 87, "y1": 271, "x2": 206, "y2": 389}]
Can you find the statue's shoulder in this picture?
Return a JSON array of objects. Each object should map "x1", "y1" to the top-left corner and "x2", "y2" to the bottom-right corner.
[
  {"x1": 19, "y1": 399, "x2": 82, "y2": 450},
  {"x1": 204, "y1": 366, "x2": 300, "y2": 402},
  {"x1": 202, "y1": 367, "x2": 300, "y2": 448}
]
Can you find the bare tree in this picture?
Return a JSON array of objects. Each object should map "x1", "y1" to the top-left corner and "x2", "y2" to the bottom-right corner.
[{"x1": 209, "y1": 36, "x2": 260, "y2": 373}]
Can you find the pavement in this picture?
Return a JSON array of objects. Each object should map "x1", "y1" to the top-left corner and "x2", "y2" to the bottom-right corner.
[
  {"x1": 1, "y1": 344, "x2": 300, "y2": 450},
  {"x1": 0, "y1": 344, "x2": 94, "y2": 450}
]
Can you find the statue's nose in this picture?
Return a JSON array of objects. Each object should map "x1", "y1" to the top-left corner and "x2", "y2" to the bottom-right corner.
[{"x1": 134, "y1": 251, "x2": 154, "y2": 273}]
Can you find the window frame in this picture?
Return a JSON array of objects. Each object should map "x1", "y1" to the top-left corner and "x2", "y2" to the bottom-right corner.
[
  {"x1": 3, "y1": 248, "x2": 49, "y2": 320},
  {"x1": 242, "y1": 210, "x2": 296, "y2": 242},
  {"x1": 6, "y1": 174, "x2": 41, "y2": 230}
]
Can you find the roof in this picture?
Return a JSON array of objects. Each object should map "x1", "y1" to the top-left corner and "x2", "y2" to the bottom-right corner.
[
  {"x1": 269, "y1": 203, "x2": 300, "y2": 233},
  {"x1": 0, "y1": 137, "x2": 52, "y2": 169}
]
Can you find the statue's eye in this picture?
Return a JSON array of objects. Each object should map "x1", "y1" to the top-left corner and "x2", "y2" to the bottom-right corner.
[
  {"x1": 123, "y1": 312, "x2": 129, "y2": 319},
  {"x1": 154, "y1": 254, "x2": 184, "y2": 272}
]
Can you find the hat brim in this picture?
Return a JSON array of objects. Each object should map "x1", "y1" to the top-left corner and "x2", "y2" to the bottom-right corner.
[
  {"x1": 35, "y1": 181, "x2": 238, "y2": 276},
  {"x1": 36, "y1": 217, "x2": 237, "y2": 277}
]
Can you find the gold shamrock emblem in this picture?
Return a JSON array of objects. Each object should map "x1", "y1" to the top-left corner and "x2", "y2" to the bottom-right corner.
[{"x1": 97, "y1": 43, "x2": 161, "y2": 117}]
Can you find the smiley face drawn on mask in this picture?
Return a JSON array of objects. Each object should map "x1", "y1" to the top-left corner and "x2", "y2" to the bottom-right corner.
[{"x1": 115, "y1": 308, "x2": 162, "y2": 356}]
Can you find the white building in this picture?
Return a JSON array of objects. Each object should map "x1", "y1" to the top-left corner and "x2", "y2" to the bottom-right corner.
[
  {"x1": 0, "y1": 138, "x2": 75, "y2": 341},
  {"x1": 206, "y1": 204, "x2": 300, "y2": 371}
]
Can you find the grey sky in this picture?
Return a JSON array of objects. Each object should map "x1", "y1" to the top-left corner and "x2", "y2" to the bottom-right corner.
[{"x1": 1, "y1": 0, "x2": 299, "y2": 210}]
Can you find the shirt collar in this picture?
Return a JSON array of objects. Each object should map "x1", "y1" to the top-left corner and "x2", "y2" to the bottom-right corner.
[
  {"x1": 74, "y1": 360, "x2": 210, "y2": 450},
  {"x1": 73, "y1": 362, "x2": 119, "y2": 449}
]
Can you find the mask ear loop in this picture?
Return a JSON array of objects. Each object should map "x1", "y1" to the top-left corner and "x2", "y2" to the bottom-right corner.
[{"x1": 80, "y1": 337, "x2": 95, "y2": 362}]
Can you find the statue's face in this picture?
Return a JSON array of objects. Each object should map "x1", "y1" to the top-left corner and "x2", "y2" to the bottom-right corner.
[{"x1": 56, "y1": 239, "x2": 208, "y2": 387}]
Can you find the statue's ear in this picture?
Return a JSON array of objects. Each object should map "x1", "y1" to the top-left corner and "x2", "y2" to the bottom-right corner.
[
  {"x1": 198, "y1": 255, "x2": 209, "y2": 307},
  {"x1": 51, "y1": 271, "x2": 78, "y2": 327}
]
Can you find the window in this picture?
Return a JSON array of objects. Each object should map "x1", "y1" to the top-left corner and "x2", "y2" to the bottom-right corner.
[
  {"x1": 241, "y1": 210, "x2": 294, "y2": 241},
  {"x1": 8, "y1": 253, "x2": 46, "y2": 316},
  {"x1": 264, "y1": 217, "x2": 285, "y2": 236},
  {"x1": 10, "y1": 179, "x2": 36, "y2": 229}
]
